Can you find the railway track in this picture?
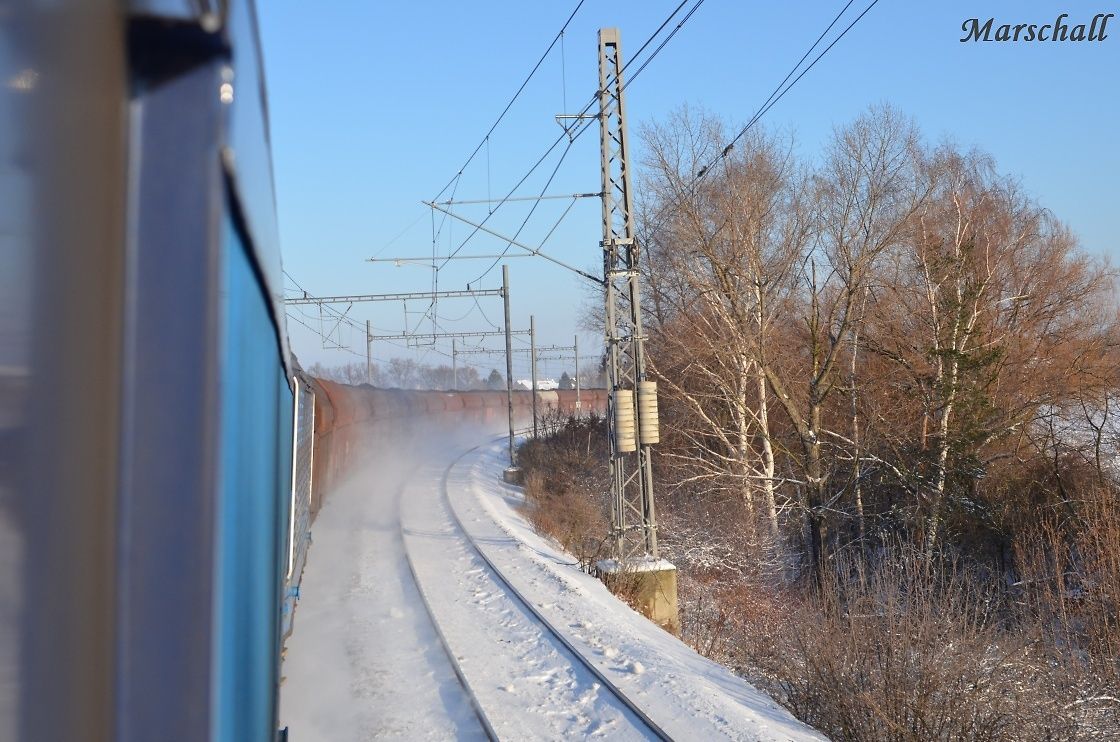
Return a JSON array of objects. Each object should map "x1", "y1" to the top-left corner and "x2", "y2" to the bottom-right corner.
[
  {"x1": 399, "y1": 443, "x2": 671, "y2": 741},
  {"x1": 397, "y1": 455, "x2": 500, "y2": 742}
]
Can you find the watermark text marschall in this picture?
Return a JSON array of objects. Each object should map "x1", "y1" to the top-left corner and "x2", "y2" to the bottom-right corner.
[{"x1": 961, "y1": 12, "x2": 1113, "y2": 42}]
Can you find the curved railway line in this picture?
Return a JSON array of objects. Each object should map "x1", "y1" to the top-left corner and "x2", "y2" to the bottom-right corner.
[{"x1": 399, "y1": 443, "x2": 671, "y2": 741}]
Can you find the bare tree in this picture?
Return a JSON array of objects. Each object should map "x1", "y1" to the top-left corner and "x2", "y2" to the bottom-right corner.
[
  {"x1": 306, "y1": 360, "x2": 381, "y2": 386},
  {"x1": 866, "y1": 145, "x2": 1116, "y2": 555},
  {"x1": 757, "y1": 105, "x2": 931, "y2": 579},
  {"x1": 640, "y1": 108, "x2": 807, "y2": 547},
  {"x1": 639, "y1": 102, "x2": 1117, "y2": 588}
]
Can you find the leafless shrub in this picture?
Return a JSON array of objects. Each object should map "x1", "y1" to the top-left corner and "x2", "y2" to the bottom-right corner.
[
  {"x1": 1014, "y1": 488, "x2": 1120, "y2": 737},
  {"x1": 675, "y1": 571, "x2": 731, "y2": 659},
  {"x1": 522, "y1": 469, "x2": 611, "y2": 570},
  {"x1": 726, "y1": 548, "x2": 1092, "y2": 741},
  {"x1": 517, "y1": 415, "x2": 612, "y2": 571}
]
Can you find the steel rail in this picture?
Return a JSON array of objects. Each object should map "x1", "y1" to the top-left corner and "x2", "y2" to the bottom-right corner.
[
  {"x1": 437, "y1": 444, "x2": 674, "y2": 741},
  {"x1": 395, "y1": 465, "x2": 501, "y2": 742}
]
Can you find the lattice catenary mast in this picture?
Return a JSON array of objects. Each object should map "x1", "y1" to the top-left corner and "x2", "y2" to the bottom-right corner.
[{"x1": 598, "y1": 28, "x2": 660, "y2": 561}]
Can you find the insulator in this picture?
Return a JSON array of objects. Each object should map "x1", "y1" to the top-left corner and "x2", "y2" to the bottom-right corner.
[
  {"x1": 638, "y1": 380, "x2": 659, "y2": 445},
  {"x1": 614, "y1": 388, "x2": 636, "y2": 452}
]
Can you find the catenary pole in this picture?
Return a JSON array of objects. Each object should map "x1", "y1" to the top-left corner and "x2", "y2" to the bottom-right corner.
[
  {"x1": 574, "y1": 333, "x2": 581, "y2": 411},
  {"x1": 599, "y1": 28, "x2": 658, "y2": 559},
  {"x1": 503, "y1": 265, "x2": 515, "y2": 466},
  {"x1": 530, "y1": 314, "x2": 538, "y2": 439}
]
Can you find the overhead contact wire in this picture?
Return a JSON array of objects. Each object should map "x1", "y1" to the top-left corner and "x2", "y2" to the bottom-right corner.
[
  {"x1": 432, "y1": 0, "x2": 588, "y2": 203},
  {"x1": 435, "y1": 0, "x2": 708, "y2": 269},
  {"x1": 693, "y1": 0, "x2": 880, "y2": 183}
]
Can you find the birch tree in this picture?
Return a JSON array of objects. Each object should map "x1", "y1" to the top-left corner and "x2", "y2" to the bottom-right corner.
[
  {"x1": 755, "y1": 105, "x2": 931, "y2": 579},
  {"x1": 866, "y1": 145, "x2": 1116, "y2": 555},
  {"x1": 640, "y1": 109, "x2": 806, "y2": 545}
]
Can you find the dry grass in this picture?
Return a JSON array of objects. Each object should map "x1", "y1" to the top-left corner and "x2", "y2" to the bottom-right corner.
[
  {"x1": 522, "y1": 468, "x2": 611, "y2": 570},
  {"x1": 1011, "y1": 488, "x2": 1120, "y2": 738},
  {"x1": 517, "y1": 415, "x2": 612, "y2": 571}
]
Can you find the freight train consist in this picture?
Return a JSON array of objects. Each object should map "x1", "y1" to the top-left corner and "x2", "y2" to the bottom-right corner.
[{"x1": 281, "y1": 380, "x2": 608, "y2": 644}]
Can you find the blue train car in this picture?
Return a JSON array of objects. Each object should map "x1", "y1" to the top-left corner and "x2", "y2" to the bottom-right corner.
[{"x1": 1, "y1": 2, "x2": 297, "y2": 740}]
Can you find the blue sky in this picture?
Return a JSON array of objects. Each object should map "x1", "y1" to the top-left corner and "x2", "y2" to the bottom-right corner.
[{"x1": 259, "y1": 1, "x2": 1119, "y2": 376}]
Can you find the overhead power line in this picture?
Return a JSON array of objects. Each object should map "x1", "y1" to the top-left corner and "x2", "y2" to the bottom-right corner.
[
  {"x1": 284, "y1": 271, "x2": 453, "y2": 358},
  {"x1": 432, "y1": 0, "x2": 588, "y2": 203},
  {"x1": 432, "y1": 0, "x2": 709, "y2": 275},
  {"x1": 283, "y1": 287, "x2": 504, "y2": 306},
  {"x1": 348, "y1": 0, "x2": 709, "y2": 346},
  {"x1": 285, "y1": 312, "x2": 365, "y2": 358},
  {"x1": 693, "y1": 0, "x2": 881, "y2": 183},
  {"x1": 461, "y1": 1, "x2": 708, "y2": 284},
  {"x1": 367, "y1": 253, "x2": 536, "y2": 265},
  {"x1": 284, "y1": 269, "x2": 368, "y2": 334},
  {"x1": 367, "y1": 329, "x2": 530, "y2": 342},
  {"x1": 433, "y1": 192, "x2": 600, "y2": 206},
  {"x1": 425, "y1": 200, "x2": 600, "y2": 285},
  {"x1": 619, "y1": 0, "x2": 706, "y2": 90}
]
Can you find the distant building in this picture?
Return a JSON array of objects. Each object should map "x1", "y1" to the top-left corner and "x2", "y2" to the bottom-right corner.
[{"x1": 515, "y1": 378, "x2": 558, "y2": 391}]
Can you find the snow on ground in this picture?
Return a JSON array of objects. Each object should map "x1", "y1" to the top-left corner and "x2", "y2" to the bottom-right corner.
[
  {"x1": 449, "y1": 442, "x2": 827, "y2": 742},
  {"x1": 282, "y1": 428, "x2": 824, "y2": 741},
  {"x1": 400, "y1": 456, "x2": 652, "y2": 740},
  {"x1": 279, "y1": 441, "x2": 486, "y2": 741}
]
